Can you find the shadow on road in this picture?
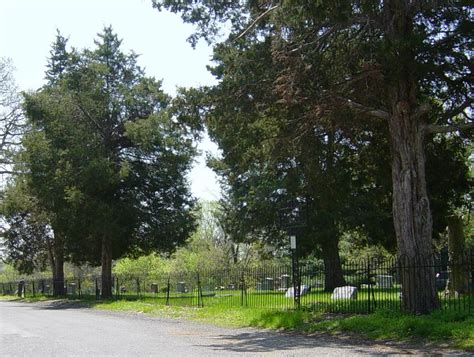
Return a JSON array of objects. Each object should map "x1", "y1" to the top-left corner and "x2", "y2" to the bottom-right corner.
[
  {"x1": 2, "y1": 299, "x2": 94, "y2": 310},
  {"x1": 203, "y1": 330, "x2": 465, "y2": 356}
]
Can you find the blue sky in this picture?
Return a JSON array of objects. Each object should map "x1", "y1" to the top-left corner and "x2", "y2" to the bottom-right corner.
[{"x1": 0, "y1": 0, "x2": 221, "y2": 201}]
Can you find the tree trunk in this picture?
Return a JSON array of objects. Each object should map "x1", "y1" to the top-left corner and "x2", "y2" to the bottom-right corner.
[
  {"x1": 316, "y1": 126, "x2": 345, "y2": 292},
  {"x1": 321, "y1": 237, "x2": 346, "y2": 292},
  {"x1": 385, "y1": 0, "x2": 439, "y2": 314},
  {"x1": 445, "y1": 215, "x2": 469, "y2": 296},
  {"x1": 52, "y1": 234, "x2": 65, "y2": 297},
  {"x1": 389, "y1": 108, "x2": 438, "y2": 313},
  {"x1": 101, "y1": 236, "x2": 113, "y2": 299}
]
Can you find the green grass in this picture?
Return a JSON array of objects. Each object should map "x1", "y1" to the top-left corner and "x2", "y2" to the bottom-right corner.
[
  {"x1": 304, "y1": 309, "x2": 474, "y2": 351},
  {"x1": 3, "y1": 292, "x2": 473, "y2": 351}
]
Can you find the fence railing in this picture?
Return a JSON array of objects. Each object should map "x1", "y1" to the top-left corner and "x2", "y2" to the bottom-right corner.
[{"x1": 2, "y1": 252, "x2": 473, "y2": 314}]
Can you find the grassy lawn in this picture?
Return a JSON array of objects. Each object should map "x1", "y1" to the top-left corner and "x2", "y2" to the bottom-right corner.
[{"x1": 2, "y1": 293, "x2": 473, "y2": 351}]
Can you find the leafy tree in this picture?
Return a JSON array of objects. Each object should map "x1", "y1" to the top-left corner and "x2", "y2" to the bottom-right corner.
[
  {"x1": 0, "y1": 57, "x2": 23, "y2": 180},
  {"x1": 23, "y1": 27, "x2": 197, "y2": 298},
  {"x1": 203, "y1": 39, "x2": 394, "y2": 290},
  {"x1": 1, "y1": 180, "x2": 52, "y2": 275},
  {"x1": 154, "y1": 1, "x2": 473, "y2": 313}
]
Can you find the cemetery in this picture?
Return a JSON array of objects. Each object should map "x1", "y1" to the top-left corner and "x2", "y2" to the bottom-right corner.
[{"x1": 4, "y1": 255, "x2": 472, "y2": 314}]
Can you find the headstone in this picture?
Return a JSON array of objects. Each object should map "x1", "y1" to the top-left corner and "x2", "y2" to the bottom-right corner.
[
  {"x1": 69, "y1": 283, "x2": 77, "y2": 295},
  {"x1": 177, "y1": 281, "x2": 187, "y2": 293},
  {"x1": 375, "y1": 275, "x2": 393, "y2": 289},
  {"x1": 262, "y1": 277, "x2": 274, "y2": 291},
  {"x1": 311, "y1": 280, "x2": 323, "y2": 288},
  {"x1": 150, "y1": 283, "x2": 158, "y2": 294},
  {"x1": 285, "y1": 285, "x2": 310, "y2": 298},
  {"x1": 17, "y1": 281, "x2": 25, "y2": 297},
  {"x1": 331, "y1": 286, "x2": 358, "y2": 300},
  {"x1": 280, "y1": 274, "x2": 291, "y2": 289}
]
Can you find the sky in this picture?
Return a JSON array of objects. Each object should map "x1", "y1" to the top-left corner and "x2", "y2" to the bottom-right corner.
[{"x1": 0, "y1": 0, "x2": 221, "y2": 201}]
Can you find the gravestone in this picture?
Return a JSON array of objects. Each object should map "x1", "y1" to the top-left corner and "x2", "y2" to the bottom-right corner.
[
  {"x1": 285, "y1": 285, "x2": 310, "y2": 298},
  {"x1": 331, "y1": 286, "x2": 358, "y2": 300},
  {"x1": 69, "y1": 283, "x2": 77, "y2": 295},
  {"x1": 177, "y1": 281, "x2": 187, "y2": 293},
  {"x1": 150, "y1": 283, "x2": 158, "y2": 294},
  {"x1": 375, "y1": 275, "x2": 393, "y2": 289},
  {"x1": 261, "y1": 277, "x2": 274, "y2": 291},
  {"x1": 280, "y1": 274, "x2": 291, "y2": 289},
  {"x1": 39, "y1": 280, "x2": 46, "y2": 294},
  {"x1": 17, "y1": 281, "x2": 25, "y2": 297}
]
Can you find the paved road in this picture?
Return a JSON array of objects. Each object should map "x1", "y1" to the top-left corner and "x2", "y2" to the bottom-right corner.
[{"x1": 0, "y1": 300, "x2": 468, "y2": 356}]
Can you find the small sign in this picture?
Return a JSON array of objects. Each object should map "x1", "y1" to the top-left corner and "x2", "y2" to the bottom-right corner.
[{"x1": 290, "y1": 235, "x2": 297, "y2": 250}]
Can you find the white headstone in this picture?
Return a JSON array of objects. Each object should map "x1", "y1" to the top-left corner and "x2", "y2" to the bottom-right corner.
[
  {"x1": 285, "y1": 285, "x2": 310, "y2": 298},
  {"x1": 331, "y1": 286, "x2": 358, "y2": 300},
  {"x1": 375, "y1": 275, "x2": 393, "y2": 289}
]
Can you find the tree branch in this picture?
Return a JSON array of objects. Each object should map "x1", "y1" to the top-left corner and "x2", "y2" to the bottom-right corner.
[
  {"x1": 333, "y1": 96, "x2": 390, "y2": 121},
  {"x1": 425, "y1": 122, "x2": 474, "y2": 134},
  {"x1": 236, "y1": 5, "x2": 279, "y2": 40},
  {"x1": 441, "y1": 98, "x2": 473, "y2": 122}
]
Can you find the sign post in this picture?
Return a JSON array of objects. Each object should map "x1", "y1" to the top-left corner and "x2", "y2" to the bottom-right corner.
[
  {"x1": 279, "y1": 202, "x2": 307, "y2": 309},
  {"x1": 289, "y1": 235, "x2": 300, "y2": 308}
]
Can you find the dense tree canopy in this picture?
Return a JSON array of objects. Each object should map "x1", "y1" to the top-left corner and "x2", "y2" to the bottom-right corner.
[
  {"x1": 154, "y1": 0, "x2": 473, "y2": 313},
  {"x1": 20, "y1": 27, "x2": 197, "y2": 298}
]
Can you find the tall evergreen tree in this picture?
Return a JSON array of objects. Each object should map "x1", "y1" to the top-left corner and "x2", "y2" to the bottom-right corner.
[
  {"x1": 154, "y1": 0, "x2": 473, "y2": 313},
  {"x1": 23, "y1": 27, "x2": 197, "y2": 298}
]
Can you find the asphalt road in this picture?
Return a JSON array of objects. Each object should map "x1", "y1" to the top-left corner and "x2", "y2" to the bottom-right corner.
[{"x1": 0, "y1": 300, "x2": 468, "y2": 356}]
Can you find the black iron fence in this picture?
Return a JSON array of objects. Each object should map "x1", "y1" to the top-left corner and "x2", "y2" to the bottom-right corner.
[{"x1": 2, "y1": 252, "x2": 474, "y2": 314}]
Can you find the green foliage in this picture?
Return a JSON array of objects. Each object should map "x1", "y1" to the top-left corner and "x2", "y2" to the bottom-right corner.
[
  {"x1": 113, "y1": 201, "x2": 266, "y2": 275},
  {"x1": 154, "y1": 1, "x2": 473, "y2": 254},
  {"x1": 11, "y1": 27, "x2": 197, "y2": 288},
  {"x1": 1, "y1": 178, "x2": 52, "y2": 274},
  {"x1": 114, "y1": 254, "x2": 171, "y2": 280}
]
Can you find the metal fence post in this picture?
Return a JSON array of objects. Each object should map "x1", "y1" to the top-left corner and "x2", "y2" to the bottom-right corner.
[
  {"x1": 95, "y1": 278, "x2": 99, "y2": 300},
  {"x1": 196, "y1": 272, "x2": 203, "y2": 308},
  {"x1": 292, "y1": 249, "x2": 300, "y2": 309},
  {"x1": 115, "y1": 277, "x2": 119, "y2": 299},
  {"x1": 240, "y1": 271, "x2": 246, "y2": 307},
  {"x1": 166, "y1": 275, "x2": 170, "y2": 306},
  {"x1": 367, "y1": 259, "x2": 371, "y2": 313}
]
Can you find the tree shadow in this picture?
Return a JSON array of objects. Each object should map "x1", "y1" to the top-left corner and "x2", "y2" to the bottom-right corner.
[{"x1": 202, "y1": 329, "x2": 464, "y2": 356}]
